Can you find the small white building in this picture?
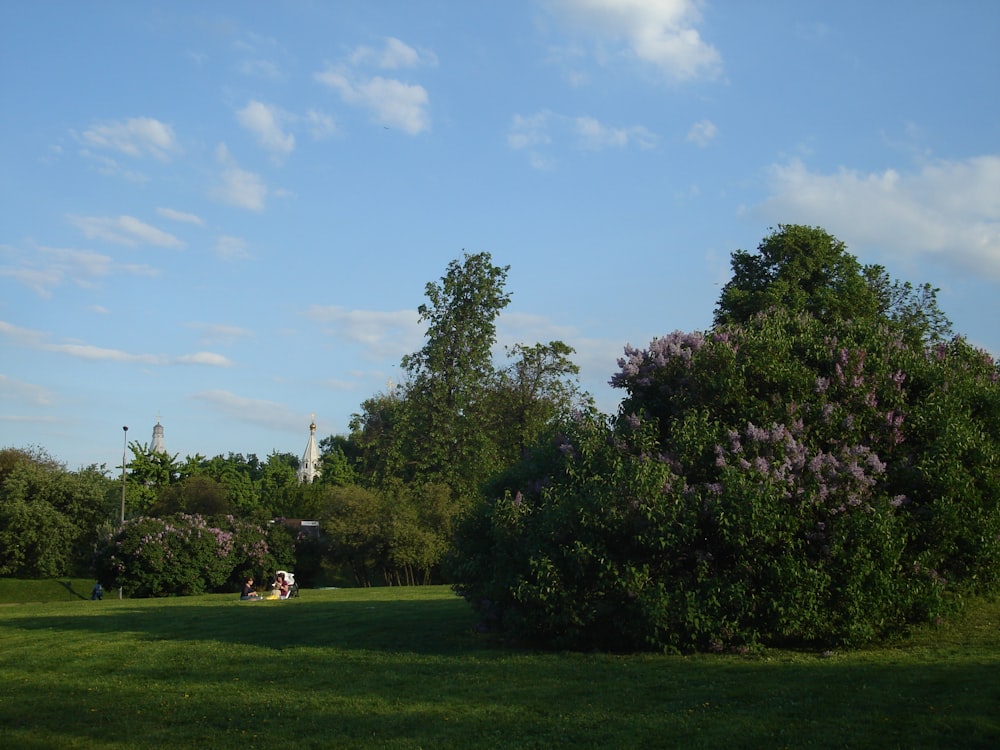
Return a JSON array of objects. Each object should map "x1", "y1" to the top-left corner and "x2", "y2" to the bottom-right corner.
[
  {"x1": 151, "y1": 418, "x2": 167, "y2": 454},
  {"x1": 297, "y1": 416, "x2": 321, "y2": 483}
]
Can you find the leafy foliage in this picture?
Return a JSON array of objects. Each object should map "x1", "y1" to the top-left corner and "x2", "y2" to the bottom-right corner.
[
  {"x1": 451, "y1": 226, "x2": 1000, "y2": 651},
  {"x1": 0, "y1": 453, "x2": 117, "y2": 577},
  {"x1": 399, "y1": 251, "x2": 512, "y2": 495},
  {"x1": 92, "y1": 513, "x2": 293, "y2": 597}
]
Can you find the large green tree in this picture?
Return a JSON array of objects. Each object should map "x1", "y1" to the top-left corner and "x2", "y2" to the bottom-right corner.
[
  {"x1": 715, "y1": 224, "x2": 880, "y2": 327},
  {"x1": 452, "y1": 226, "x2": 1000, "y2": 652},
  {"x1": 399, "y1": 251, "x2": 511, "y2": 495},
  {"x1": 0, "y1": 450, "x2": 117, "y2": 576}
]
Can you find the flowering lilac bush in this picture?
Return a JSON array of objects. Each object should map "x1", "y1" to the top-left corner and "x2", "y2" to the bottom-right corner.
[
  {"x1": 450, "y1": 303, "x2": 1000, "y2": 651},
  {"x1": 93, "y1": 514, "x2": 291, "y2": 597}
]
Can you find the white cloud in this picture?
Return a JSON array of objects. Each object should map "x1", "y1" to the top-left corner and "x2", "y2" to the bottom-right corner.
[
  {"x1": 232, "y1": 32, "x2": 286, "y2": 80},
  {"x1": 686, "y1": 118, "x2": 717, "y2": 147},
  {"x1": 508, "y1": 112, "x2": 554, "y2": 150},
  {"x1": 0, "y1": 244, "x2": 157, "y2": 297},
  {"x1": 215, "y1": 235, "x2": 251, "y2": 260},
  {"x1": 315, "y1": 38, "x2": 434, "y2": 135},
  {"x1": 212, "y1": 143, "x2": 267, "y2": 210},
  {"x1": 550, "y1": 0, "x2": 722, "y2": 82},
  {"x1": 305, "y1": 109, "x2": 337, "y2": 139},
  {"x1": 236, "y1": 100, "x2": 295, "y2": 157},
  {"x1": 156, "y1": 207, "x2": 205, "y2": 226},
  {"x1": 191, "y1": 389, "x2": 305, "y2": 432},
  {"x1": 78, "y1": 149, "x2": 149, "y2": 182},
  {"x1": 316, "y1": 67, "x2": 431, "y2": 134},
  {"x1": 758, "y1": 156, "x2": 1000, "y2": 280},
  {"x1": 176, "y1": 352, "x2": 234, "y2": 367},
  {"x1": 0, "y1": 320, "x2": 232, "y2": 366},
  {"x1": 0, "y1": 264, "x2": 61, "y2": 297},
  {"x1": 187, "y1": 322, "x2": 254, "y2": 347},
  {"x1": 305, "y1": 305, "x2": 422, "y2": 359},
  {"x1": 575, "y1": 116, "x2": 657, "y2": 150},
  {"x1": 508, "y1": 111, "x2": 656, "y2": 166},
  {"x1": 0, "y1": 320, "x2": 46, "y2": 346},
  {"x1": 348, "y1": 37, "x2": 436, "y2": 69},
  {"x1": 69, "y1": 215, "x2": 185, "y2": 248},
  {"x1": 0, "y1": 374, "x2": 55, "y2": 406},
  {"x1": 81, "y1": 117, "x2": 180, "y2": 160}
]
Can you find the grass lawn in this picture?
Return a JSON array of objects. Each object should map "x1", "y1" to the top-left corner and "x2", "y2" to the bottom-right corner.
[{"x1": 0, "y1": 582, "x2": 997, "y2": 749}]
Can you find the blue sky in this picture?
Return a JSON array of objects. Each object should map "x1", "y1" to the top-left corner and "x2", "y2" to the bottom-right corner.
[{"x1": 2, "y1": 1, "x2": 998, "y2": 471}]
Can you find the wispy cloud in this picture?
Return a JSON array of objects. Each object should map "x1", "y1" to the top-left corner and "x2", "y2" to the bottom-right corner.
[
  {"x1": 191, "y1": 389, "x2": 306, "y2": 432},
  {"x1": 78, "y1": 149, "x2": 149, "y2": 182},
  {"x1": 757, "y1": 155, "x2": 1000, "y2": 280},
  {"x1": 0, "y1": 243, "x2": 159, "y2": 297},
  {"x1": 305, "y1": 305, "x2": 422, "y2": 359},
  {"x1": 0, "y1": 374, "x2": 55, "y2": 406},
  {"x1": 548, "y1": 0, "x2": 722, "y2": 82},
  {"x1": 314, "y1": 37, "x2": 435, "y2": 134},
  {"x1": 508, "y1": 110, "x2": 657, "y2": 167},
  {"x1": 305, "y1": 109, "x2": 337, "y2": 140},
  {"x1": 686, "y1": 119, "x2": 718, "y2": 147},
  {"x1": 69, "y1": 215, "x2": 185, "y2": 248},
  {"x1": 0, "y1": 320, "x2": 233, "y2": 366},
  {"x1": 156, "y1": 207, "x2": 205, "y2": 226},
  {"x1": 347, "y1": 36, "x2": 438, "y2": 69},
  {"x1": 80, "y1": 116, "x2": 180, "y2": 160},
  {"x1": 236, "y1": 100, "x2": 295, "y2": 158},
  {"x1": 215, "y1": 235, "x2": 251, "y2": 260},
  {"x1": 187, "y1": 322, "x2": 254, "y2": 347},
  {"x1": 232, "y1": 32, "x2": 285, "y2": 81},
  {"x1": 507, "y1": 111, "x2": 555, "y2": 151},
  {"x1": 211, "y1": 143, "x2": 267, "y2": 210},
  {"x1": 575, "y1": 116, "x2": 657, "y2": 150}
]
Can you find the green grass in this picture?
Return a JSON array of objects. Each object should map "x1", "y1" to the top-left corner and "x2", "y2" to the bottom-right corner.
[
  {"x1": 1, "y1": 584, "x2": 997, "y2": 749},
  {"x1": 0, "y1": 577, "x2": 104, "y2": 603}
]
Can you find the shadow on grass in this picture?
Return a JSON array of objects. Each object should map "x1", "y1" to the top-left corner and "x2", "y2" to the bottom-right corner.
[
  {"x1": 59, "y1": 580, "x2": 88, "y2": 601},
  {"x1": 3, "y1": 629, "x2": 998, "y2": 750},
  {"x1": 1, "y1": 596, "x2": 488, "y2": 656}
]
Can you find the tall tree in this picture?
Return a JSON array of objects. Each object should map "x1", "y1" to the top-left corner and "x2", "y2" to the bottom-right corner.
[
  {"x1": 714, "y1": 224, "x2": 880, "y2": 327},
  {"x1": 492, "y1": 341, "x2": 592, "y2": 462},
  {"x1": 125, "y1": 442, "x2": 180, "y2": 516},
  {"x1": 863, "y1": 264, "x2": 953, "y2": 345},
  {"x1": 400, "y1": 251, "x2": 511, "y2": 495}
]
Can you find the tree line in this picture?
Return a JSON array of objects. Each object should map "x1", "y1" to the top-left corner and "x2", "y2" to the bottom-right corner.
[
  {"x1": 3, "y1": 226, "x2": 998, "y2": 653},
  {"x1": 1, "y1": 251, "x2": 591, "y2": 591}
]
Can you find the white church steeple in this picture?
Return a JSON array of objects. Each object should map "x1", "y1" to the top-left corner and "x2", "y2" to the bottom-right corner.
[
  {"x1": 151, "y1": 414, "x2": 166, "y2": 454},
  {"x1": 297, "y1": 414, "x2": 321, "y2": 484}
]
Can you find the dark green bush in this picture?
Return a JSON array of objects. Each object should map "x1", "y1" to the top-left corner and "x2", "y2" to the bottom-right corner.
[
  {"x1": 450, "y1": 305, "x2": 999, "y2": 651},
  {"x1": 93, "y1": 514, "x2": 294, "y2": 597}
]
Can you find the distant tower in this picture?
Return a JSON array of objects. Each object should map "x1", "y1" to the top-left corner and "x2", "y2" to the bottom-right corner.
[
  {"x1": 151, "y1": 414, "x2": 166, "y2": 454},
  {"x1": 297, "y1": 414, "x2": 321, "y2": 484}
]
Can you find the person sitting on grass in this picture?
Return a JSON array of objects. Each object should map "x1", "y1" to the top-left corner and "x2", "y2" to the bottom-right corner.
[
  {"x1": 240, "y1": 578, "x2": 261, "y2": 600},
  {"x1": 273, "y1": 572, "x2": 291, "y2": 599}
]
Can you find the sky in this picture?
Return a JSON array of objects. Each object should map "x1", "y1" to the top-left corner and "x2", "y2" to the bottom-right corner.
[{"x1": 2, "y1": 1, "x2": 998, "y2": 472}]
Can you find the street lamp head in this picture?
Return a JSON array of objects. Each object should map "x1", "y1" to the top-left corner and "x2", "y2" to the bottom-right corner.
[{"x1": 123, "y1": 425, "x2": 128, "y2": 432}]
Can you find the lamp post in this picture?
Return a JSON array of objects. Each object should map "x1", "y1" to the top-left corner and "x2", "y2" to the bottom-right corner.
[{"x1": 119, "y1": 425, "x2": 128, "y2": 599}]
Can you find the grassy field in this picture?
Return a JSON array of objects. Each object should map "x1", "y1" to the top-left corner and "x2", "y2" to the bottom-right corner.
[{"x1": 0, "y1": 582, "x2": 997, "y2": 749}]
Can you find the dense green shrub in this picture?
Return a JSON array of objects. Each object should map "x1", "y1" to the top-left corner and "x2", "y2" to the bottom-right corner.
[
  {"x1": 0, "y1": 453, "x2": 116, "y2": 577},
  {"x1": 93, "y1": 514, "x2": 295, "y2": 597},
  {"x1": 450, "y1": 228, "x2": 1000, "y2": 652}
]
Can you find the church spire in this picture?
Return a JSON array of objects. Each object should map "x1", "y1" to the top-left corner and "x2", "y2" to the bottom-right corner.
[
  {"x1": 151, "y1": 413, "x2": 166, "y2": 454},
  {"x1": 297, "y1": 414, "x2": 321, "y2": 484}
]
